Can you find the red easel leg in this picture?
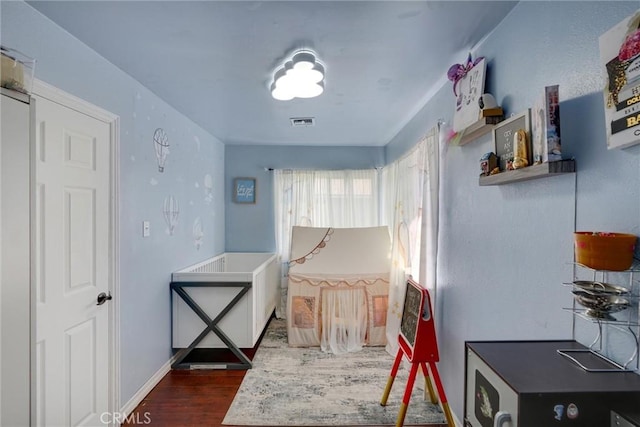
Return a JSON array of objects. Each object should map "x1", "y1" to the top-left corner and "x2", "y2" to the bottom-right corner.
[
  {"x1": 380, "y1": 349, "x2": 404, "y2": 406},
  {"x1": 395, "y1": 362, "x2": 419, "y2": 427},
  {"x1": 427, "y1": 362, "x2": 455, "y2": 427}
]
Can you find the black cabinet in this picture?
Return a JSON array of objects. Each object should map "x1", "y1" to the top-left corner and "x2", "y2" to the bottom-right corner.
[{"x1": 465, "y1": 340, "x2": 640, "y2": 427}]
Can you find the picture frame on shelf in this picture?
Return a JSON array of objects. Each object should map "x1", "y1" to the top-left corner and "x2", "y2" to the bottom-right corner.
[
  {"x1": 531, "y1": 85, "x2": 562, "y2": 163},
  {"x1": 233, "y1": 177, "x2": 256, "y2": 204},
  {"x1": 451, "y1": 56, "x2": 487, "y2": 133},
  {"x1": 492, "y1": 109, "x2": 531, "y2": 172}
]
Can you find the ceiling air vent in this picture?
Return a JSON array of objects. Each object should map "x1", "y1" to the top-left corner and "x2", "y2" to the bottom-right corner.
[{"x1": 290, "y1": 117, "x2": 315, "y2": 127}]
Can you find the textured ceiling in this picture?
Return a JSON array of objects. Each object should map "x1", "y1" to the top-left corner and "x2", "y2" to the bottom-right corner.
[{"x1": 28, "y1": 1, "x2": 518, "y2": 146}]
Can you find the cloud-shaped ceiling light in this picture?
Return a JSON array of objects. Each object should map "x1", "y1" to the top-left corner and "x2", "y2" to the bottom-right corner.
[{"x1": 271, "y1": 50, "x2": 325, "y2": 101}]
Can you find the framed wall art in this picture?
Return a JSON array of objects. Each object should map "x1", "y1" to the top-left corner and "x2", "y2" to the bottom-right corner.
[
  {"x1": 233, "y1": 177, "x2": 256, "y2": 204},
  {"x1": 492, "y1": 109, "x2": 531, "y2": 172},
  {"x1": 599, "y1": 10, "x2": 640, "y2": 150},
  {"x1": 450, "y1": 55, "x2": 487, "y2": 133}
]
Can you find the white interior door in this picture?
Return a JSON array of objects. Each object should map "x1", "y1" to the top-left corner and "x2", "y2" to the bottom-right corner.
[{"x1": 34, "y1": 94, "x2": 112, "y2": 427}]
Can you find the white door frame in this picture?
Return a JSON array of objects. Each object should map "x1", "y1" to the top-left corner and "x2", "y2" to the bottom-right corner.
[{"x1": 32, "y1": 79, "x2": 121, "y2": 421}]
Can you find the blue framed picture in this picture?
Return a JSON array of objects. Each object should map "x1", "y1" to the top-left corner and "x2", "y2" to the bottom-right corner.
[{"x1": 233, "y1": 177, "x2": 256, "y2": 204}]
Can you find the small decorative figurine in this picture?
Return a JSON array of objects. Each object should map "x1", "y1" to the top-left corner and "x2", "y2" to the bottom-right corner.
[
  {"x1": 480, "y1": 152, "x2": 498, "y2": 176},
  {"x1": 512, "y1": 128, "x2": 530, "y2": 169}
]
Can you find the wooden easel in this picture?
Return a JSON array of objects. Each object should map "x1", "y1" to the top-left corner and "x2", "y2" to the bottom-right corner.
[{"x1": 380, "y1": 278, "x2": 455, "y2": 427}]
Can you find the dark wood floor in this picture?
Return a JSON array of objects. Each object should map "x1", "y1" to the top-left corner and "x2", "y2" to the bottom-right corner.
[
  {"x1": 122, "y1": 368, "x2": 249, "y2": 426},
  {"x1": 123, "y1": 323, "x2": 448, "y2": 427}
]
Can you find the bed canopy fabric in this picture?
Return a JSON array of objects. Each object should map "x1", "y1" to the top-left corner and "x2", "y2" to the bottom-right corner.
[{"x1": 287, "y1": 226, "x2": 391, "y2": 354}]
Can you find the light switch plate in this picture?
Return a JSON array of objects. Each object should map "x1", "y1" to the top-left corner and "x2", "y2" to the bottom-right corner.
[{"x1": 143, "y1": 221, "x2": 150, "y2": 237}]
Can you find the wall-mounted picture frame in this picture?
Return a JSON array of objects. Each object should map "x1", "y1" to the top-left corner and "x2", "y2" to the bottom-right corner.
[
  {"x1": 233, "y1": 177, "x2": 256, "y2": 204},
  {"x1": 492, "y1": 109, "x2": 531, "y2": 172},
  {"x1": 452, "y1": 57, "x2": 487, "y2": 133},
  {"x1": 599, "y1": 10, "x2": 640, "y2": 150}
]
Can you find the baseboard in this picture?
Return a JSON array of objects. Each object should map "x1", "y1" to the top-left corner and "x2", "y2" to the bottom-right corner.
[{"x1": 119, "y1": 354, "x2": 178, "y2": 415}]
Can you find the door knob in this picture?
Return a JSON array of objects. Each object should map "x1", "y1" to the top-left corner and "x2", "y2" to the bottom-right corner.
[{"x1": 96, "y1": 292, "x2": 112, "y2": 306}]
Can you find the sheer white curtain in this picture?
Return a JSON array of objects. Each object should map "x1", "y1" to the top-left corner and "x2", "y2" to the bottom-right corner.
[
  {"x1": 382, "y1": 125, "x2": 440, "y2": 354},
  {"x1": 273, "y1": 169, "x2": 380, "y2": 318}
]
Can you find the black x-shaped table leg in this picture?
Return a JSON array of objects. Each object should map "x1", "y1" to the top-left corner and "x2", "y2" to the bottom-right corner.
[{"x1": 171, "y1": 281, "x2": 252, "y2": 369}]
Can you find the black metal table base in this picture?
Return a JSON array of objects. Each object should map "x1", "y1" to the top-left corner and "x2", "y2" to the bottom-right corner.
[{"x1": 170, "y1": 281, "x2": 252, "y2": 370}]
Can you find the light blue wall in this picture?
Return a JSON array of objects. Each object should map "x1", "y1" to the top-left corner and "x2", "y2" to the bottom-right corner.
[
  {"x1": 4, "y1": 0, "x2": 640, "y2": 420},
  {"x1": 1, "y1": 2, "x2": 226, "y2": 405},
  {"x1": 225, "y1": 145, "x2": 384, "y2": 252},
  {"x1": 386, "y1": 1, "x2": 640, "y2": 418}
]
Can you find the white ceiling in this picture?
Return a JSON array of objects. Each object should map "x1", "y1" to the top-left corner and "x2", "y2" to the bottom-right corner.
[{"x1": 28, "y1": 1, "x2": 518, "y2": 146}]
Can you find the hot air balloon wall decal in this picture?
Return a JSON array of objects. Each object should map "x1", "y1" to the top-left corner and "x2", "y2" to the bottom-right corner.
[
  {"x1": 163, "y1": 195, "x2": 180, "y2": 235},
  {"x1": 153, "y1": 128, "x2": 169, "y2": 172},
  {"x1": 193, "y1": 217, "x2": 204, "y2": 250},
  {"x1": 203, "y1": 174, "x2": 213, "y2": 204}
]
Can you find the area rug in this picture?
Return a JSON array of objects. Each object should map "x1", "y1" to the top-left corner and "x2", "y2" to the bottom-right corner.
[{"x1": 222, "y1": 319, "x2": 445, "y2": 426}]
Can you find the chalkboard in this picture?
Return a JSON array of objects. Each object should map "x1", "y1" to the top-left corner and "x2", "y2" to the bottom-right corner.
[
  {"x1": 399, "y1": 281, "x2": 422, "y2": 347},
  {"x1": 492, "y1": 109, "x2": 531, "y2": 171}
]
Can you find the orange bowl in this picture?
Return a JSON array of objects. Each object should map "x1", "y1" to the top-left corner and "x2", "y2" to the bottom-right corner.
[{"x1": 574, "y1": 232, "x2": 637, "y2": 271}]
